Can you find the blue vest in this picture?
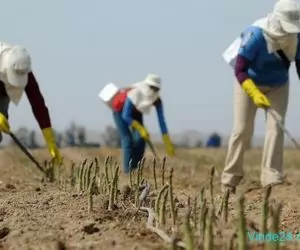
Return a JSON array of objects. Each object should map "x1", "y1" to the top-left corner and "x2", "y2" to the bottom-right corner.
[{"x1": 238, "y1": 26, "x2": 300, "y2": 87}]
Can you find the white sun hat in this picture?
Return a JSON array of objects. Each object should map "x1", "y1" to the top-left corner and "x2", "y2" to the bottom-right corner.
[
  {"x1": 273, "y1": 0, "x2": 300, "y2": 33},
  {"x1": 144, "y1": 74, "x2": 161, "y2": 88},
  {"x1": 3, "y1": 45, "x2": 32, "y2": 88}
]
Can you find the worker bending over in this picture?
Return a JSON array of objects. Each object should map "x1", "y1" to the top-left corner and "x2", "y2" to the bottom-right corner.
[
  {"x1": 111, "y1": 74, "x2": 174, "y2": 173},
  {"x1": 0, "y1": 42, "x2": 61, "y2": 164},
  {"x1": 222, "y1": 0, "x2": 300, "y2": 190}
]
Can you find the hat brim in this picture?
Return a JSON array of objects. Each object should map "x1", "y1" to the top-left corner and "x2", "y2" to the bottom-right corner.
[
  {"x1": 280, "y1": 19, "x2": 300, "y2": 33},
  {"x1": 145, "y1": 80, "x2": 160, "y2": 88},
  {"x1": 6, "y1": 68, "x2": 28, "y2": 88}
]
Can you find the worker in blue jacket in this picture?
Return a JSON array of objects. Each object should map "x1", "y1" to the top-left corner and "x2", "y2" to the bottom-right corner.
[
  {"x1": 111, "y1": 74, "x2": 175, "y2": 173},
  {"x1": 206, "y1": 133, "x2": 221, "y2": 148},
  {"x1": 221, "y1": 0, "x2": 300, "y2": 190}
]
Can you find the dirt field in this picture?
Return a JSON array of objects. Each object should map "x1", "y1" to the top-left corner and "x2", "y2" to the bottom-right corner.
[{"x1": 0, "y1": 146, "x2": 300, "y2": 249}]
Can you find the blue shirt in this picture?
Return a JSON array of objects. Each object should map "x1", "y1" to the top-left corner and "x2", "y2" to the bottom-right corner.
[
  {"x1": 122, "y1": 97, "x2": 168, "y2": 135},
  {"x1": 238, "y1": 26, "x2": 300, "y2": 87}
]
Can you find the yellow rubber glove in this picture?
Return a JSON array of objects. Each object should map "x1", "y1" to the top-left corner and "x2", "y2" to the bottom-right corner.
[
  {"x1": 242, "y1": 79, "x2": 271, "y2": 108},
  {"x1": 0, "y1": 113, "x2": 10, "y2": 134},
  {"x1": 42, "y1": 127, "x2": 62, "y2": 165},
  {"x1": 162, "y1": 134, "x2": 175, "y2": 156},
  {"x1": 131, "y1": 120, "x2": 150, "y2": 141}
]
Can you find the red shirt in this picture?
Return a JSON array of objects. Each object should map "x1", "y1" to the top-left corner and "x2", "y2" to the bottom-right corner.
[{"x1": 111, "y1": 88, "x2": 132, "y2": 112}]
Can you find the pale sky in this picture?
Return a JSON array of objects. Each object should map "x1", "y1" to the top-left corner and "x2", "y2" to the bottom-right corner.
[{"x1": 2, "y1": 0, "x2": 300, "y2": 138}]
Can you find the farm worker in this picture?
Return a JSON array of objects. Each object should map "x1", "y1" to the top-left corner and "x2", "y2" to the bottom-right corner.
[
  {"x1": 0, "y1": 42, "x2": 62, "y2": 164},
  {"x1": 221, "y1": 0, "x2": 300, "y2": 190},
  {"x1": 206, "y1": 132, "x2": 222, "y2": 148},
  {"x1": 111, "y1": 74, "x2": 175, "y2": 173}
]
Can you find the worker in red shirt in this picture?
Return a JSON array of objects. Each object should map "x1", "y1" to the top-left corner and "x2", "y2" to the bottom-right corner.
[
  {"x1": 111, "y1": 74, "x2": 175, "y2": 173},
  {"x1": 0, "y1": 42, "x2": 62, "y2": 164}
]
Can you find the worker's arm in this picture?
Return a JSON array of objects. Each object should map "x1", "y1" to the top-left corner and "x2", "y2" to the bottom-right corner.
[
  {"x1": 154, "y1": 98, "x2": 174, "y2": 156},
  {"x1": 153, "y1": 98, "x2": 168, "y2": 135},
  {"x1": 234, "y1": 56, "x2": 251, "y2": 84},
  {"x1": 234, "y1": 28, "x2": 270, "y2": 108},
  {"x1": 295, "y1": 34, "x2": 300, "y2": 79},
  {"x1": 295, "y1": 60, "x2": 300, "y2": 78},
  {"x1": 25, "y1": 72, "x2": 61, "y2": 162},
  {"x1": 122, "y1": 97, "x2": 149, "y2": 140},
  {"x1": 234, "y1": 28, "x2": 261, "y2": 85},
  {"x1": 25, "y1": 72, "x2": 51, "y2": 129}
]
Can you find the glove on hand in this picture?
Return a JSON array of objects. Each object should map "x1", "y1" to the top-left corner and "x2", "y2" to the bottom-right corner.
[
  {"x1": 0, "y1": 113, "x2": 10, "y2": 134},
  {"x1": 42, "y1": 127, "x2": 62, "y2": 165},
  {"x1": 162, "y1": 134, "x2": 175, "y2": 156},
  {"x1": 131, "y1": 120, "x2": 150, "y2": 141},
  {"x1": 242, "y1": 79, "x2": 271, "y2": 108}
]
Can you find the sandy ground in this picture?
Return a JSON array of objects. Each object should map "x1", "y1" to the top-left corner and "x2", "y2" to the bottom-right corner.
[{"x1": 0, "y1": 146, "x2": 300, "y2": 249}]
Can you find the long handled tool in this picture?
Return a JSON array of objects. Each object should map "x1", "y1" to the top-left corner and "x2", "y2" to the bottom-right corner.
[
  {"x1": 146, "y1": 139, "x2": 160, "y2": 160},
  {"x1": 9, "y1": 132, "x2": 45, "y2": 174},
  {"x1": 267, "y1": 108, "x2": 300, "y2": 149}
]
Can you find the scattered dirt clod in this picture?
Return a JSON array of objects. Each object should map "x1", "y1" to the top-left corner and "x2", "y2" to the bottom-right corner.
[
  {"x1": 0, "y1": 227, "x2": 10, "y2": 239},
  {"x1": 82, "y1": 224, "x2": 100, "y2": 235},
  {"x1": 5, "y1": 184, "x2": 15, "y2": 189}
]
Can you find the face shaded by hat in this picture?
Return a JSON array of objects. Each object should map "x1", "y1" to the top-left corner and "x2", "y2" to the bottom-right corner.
[{"x1": 144, "y1": 74, "x2": 161, "y2": 92}]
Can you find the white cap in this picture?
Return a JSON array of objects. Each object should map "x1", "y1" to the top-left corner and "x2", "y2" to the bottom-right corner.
[
  {"x1": 144, "y1": 74, "x2": 161, "y2": 88},
  {"x1": 3, "y1": 45, "x2": 31, "y2": 87},
  {"x1": 273, "y1": 0, "x2": 300, "y2": 33}
]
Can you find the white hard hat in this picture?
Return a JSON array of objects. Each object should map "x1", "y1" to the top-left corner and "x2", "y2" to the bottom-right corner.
[
  {"x1": 273, "y1": 0, "x2": 300, "y2": 33},
  {"x1": 3, "y1": 45, "x2": 31, "y2": 87},
  {"x1": 144, "y1": 74, "x2": 161, "y2": 88}
]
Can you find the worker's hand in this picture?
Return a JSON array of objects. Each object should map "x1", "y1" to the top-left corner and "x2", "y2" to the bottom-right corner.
[
  {"x1": 252, "y1": 93, "x2": 271, "y2": 108},
  {"x1": 0, "y1": 113, "x2": 10, "y2": 134},
  {"x1": 42, "y1": 127, "x2": 63, "y2": 165},
  {"x1": 242, "y1": 79, "x2": 271, "y2": 108},
  {"x1": 131, "y1": 120, "x2": 150, "y2": 141},
  {"x1": 162, "y1": 134, "x2": 175, "y2": 157},
  {"x1": 49, "y1": 146, "x2": 62, "y2": 166}
]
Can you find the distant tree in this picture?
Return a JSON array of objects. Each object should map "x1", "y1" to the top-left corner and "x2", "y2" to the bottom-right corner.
[
  {"x1": 65, "y1": 122, "x2": 77, "y2": 147},
  {"x1": 178, "y1": 135, "x2": 191, "y2": 148},
  {"x1": 53, "y1": 129, "x2": 63, "y2": 148},
  {"x1": 194, "y1": 139, "x2": 203, "y2": 148},
  {"x1": 69, "y1": 121, "x2": 77, "y2": 132},
  {"x1": 177, "y1": 130, "x2": 203, "y2": 148},
  {"x1": 101, "y1": 125, "x2": 121, "y2": 148},
  {"x1": 65, "y1": 129, "x2": 75, "y2": 146},
  {"x1": 28, "y1": 130, "x2": 39, "y2": 149},
  {"x1": 14, "y1": 126, "x2": 29, "y2": 147},
  {"x1": 77, "y1": 126, "x2": 86, "y2": 147}
]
